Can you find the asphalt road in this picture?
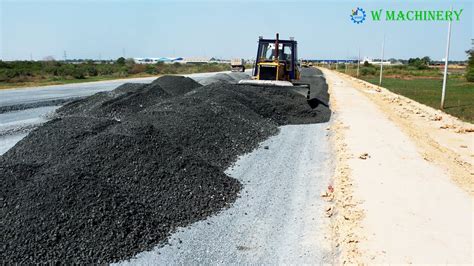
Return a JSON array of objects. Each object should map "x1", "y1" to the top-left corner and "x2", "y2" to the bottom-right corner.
[{"x1": 117, "y1": 124, "x2": 333, "y2": 264}]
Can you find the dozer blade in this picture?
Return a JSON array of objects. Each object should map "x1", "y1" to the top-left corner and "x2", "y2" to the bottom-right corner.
[
  {"x1": 238, "y1": 80, "x2": 311, "y2": 99},
  {"x1": 238, "y1": 80, "x2": 294, "y2": 87}
]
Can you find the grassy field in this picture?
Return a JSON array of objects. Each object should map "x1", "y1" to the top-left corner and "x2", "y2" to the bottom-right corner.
[
  {"x1": 363, "y1": 77, "x2": 474, "y2": 123},
  {"x1": 0, "y1": 61, "x2": 231, "y2": 89},
  {"x1": 0, "y1": 73, "x2": 157, "y2": 89},
  {"x1": 326, "y1": 64, "x2": 473, "y2": 123}
]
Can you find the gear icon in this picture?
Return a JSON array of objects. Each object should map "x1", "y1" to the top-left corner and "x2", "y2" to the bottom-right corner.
[{"x1": 350, "y1": 7, "x2": 366, "y2": 24}]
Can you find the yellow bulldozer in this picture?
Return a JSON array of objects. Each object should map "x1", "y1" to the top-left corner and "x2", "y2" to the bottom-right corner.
[{"x1": 239, "y1": 33, "x2": 310, "y2": 98}]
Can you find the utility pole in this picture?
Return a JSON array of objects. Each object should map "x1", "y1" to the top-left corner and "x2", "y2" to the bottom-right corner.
[
  {"x1": 122, "y1": 48, "x2": 126, "y2": 58},
  {"x1": 379, "y1": 35, "x2": 385, "y2": 86},
  {"x1": 63, "y1": 50, "x2": 67, "y2": 62},
  {"x1": 441, "y1": 7, "x2": 453, "y2": 109},
  {"x1": 357, "y1": 48, "x2": 360, "y2": 77}
]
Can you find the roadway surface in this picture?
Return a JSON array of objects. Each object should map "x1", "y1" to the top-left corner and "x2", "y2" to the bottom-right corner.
[
  {"x1": 1, "y1": 69, "x2": 334, "y2": 264},
  {"x1": 117, "y1": 123, "x2": 333, "y2": 264}
]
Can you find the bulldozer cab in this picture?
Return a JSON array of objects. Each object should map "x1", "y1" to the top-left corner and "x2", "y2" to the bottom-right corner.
[{"x1": 253, "y1": 35, "x2": 299, "y2": 81}]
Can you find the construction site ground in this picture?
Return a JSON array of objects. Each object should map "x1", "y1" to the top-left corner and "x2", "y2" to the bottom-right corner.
[
  {"x1": 323, "y1": 68, "x2": 472, "y2": 264},
  {"x1": 1, "y1": 67, "x2": 472, "y2": 264}
]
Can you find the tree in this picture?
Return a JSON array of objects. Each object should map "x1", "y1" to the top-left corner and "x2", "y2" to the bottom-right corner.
[
  {"x1": 466, "y1": 49, "x2": 474, "y2": 82},
  {"x1": 116, "y1": 57, "x2": 126, "y2": 65},
  {"x1": 125, "y1": 58, "x2": 135, "y2": 66},
  {"x1": 408, "y1": 57, "x2": 429, "y2": 70},
  {"x1": 421, "y1": 56, "x2": 431, "y2": 65}
]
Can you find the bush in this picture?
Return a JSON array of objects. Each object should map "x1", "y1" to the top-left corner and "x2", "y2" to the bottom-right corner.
[
  {"x1": 72, "y1": 69, "x2": 86, "y2": 79},
  {"x1": 360, "y1": 66, "x2": 376, "y2": 76},
  {"x1": 116, "y1": 57, "x2": 126, "y2": 65},
  {"x1": 408, "y1": 57, "x2": 430, "y2": 70},
  {"x1": 87, "y1": 66, "x2": 98, "y2": 76},
  {"x1": 466, "y1": 70, "x2": 474, "y2": 82},
  {"x1": 145, "y1": 65, "x2": 157, "y2": 74},
  {"x1": 466, "y1": 49, "x2": 474, "y2": 82},
  {"x1": 128, "y1": 64, "x2": 147, "y2": 75}
]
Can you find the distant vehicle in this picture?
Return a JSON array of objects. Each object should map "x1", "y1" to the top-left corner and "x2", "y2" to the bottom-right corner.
[{"x1": 230, "y1": 58, "x2": 245, "y2": 72}]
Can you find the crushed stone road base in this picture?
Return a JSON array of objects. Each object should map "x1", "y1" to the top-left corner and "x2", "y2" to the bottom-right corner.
[
  {"x1": 1, "y1": 68, "x2": 331, "y2": 264},
  {"x1": 117, "y1": 123, "x2": 334, "y2": 265}
]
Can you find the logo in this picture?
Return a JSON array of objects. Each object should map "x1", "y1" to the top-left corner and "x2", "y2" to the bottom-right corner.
[
  {"x1": 350, "y1": 7, "x2": 463, "y2": 23},
  {"x1": 351, "y1": 7, "x2": 366, "y2": 24}
]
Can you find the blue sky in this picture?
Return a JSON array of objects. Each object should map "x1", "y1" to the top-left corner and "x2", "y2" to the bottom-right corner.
[{"x1": 1, "y1": 0, "x2": 472, "y2": 61}]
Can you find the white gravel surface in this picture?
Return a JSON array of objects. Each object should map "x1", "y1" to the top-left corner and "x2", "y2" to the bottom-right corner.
[
  {"x1": 0, "y1": 133, "x2": 28, "y2": 155},
  {"x1": 0, "y1": 106, "x2": 59, "y2": 155},
  {"x1": 116, "y1": 123, "x2": 334, "y2": 265}
]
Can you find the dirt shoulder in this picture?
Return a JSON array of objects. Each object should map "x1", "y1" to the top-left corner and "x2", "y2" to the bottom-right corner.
[
  {"x1": 321, "y1": 68, "x2": 473, "y2": 264},
  {"x1": 340, "y1": 71, "x2": 473, "y2": 194}
]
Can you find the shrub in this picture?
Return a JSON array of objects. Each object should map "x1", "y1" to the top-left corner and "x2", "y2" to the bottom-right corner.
[
  {"x1": 116, "y1": 57, "x2": 126, "y2": 65},
  {"x1": 128, "y1": 64, "x2": 147, "y2": 75},
  {"x1": 360, "y1": 67, "x2": 376, "y2": 76},
  {"x1": 466, "y1": 49, "x2": 474, "y2": 82}
]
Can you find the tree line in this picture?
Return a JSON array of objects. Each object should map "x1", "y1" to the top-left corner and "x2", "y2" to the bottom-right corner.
[{"x1": 0, "y1": 57, "x2": 229, "y2": 83}]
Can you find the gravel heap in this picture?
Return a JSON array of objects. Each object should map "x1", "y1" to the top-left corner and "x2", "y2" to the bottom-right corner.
[
  {"x1": 57, "y1": 75, "x2": 201, "y2": 119},
  {"x1": 1, "y1": 71, "x2": 330, "y2": 264},
  {"x1": 151, "y1": 75, "x2": 202, "y2": 96},
  {"x1": 198, "y1": 72, "x2": 250, "y2": 86}
]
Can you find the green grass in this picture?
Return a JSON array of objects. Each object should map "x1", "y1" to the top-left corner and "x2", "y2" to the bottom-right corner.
[
  {"x1": 0, "y1": 61, "x2": 231, "y2": 89},
  {"x1": 362, "y1": 77, "x2": 474, "y2": 123},
  {"x1": 0, "y1": 73, "x2": 157, "y2": 90}
]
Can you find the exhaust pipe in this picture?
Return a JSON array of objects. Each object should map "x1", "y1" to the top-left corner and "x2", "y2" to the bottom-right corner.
[{"x1": 274, "y1": 33, "x2": 279, "y2": 62}]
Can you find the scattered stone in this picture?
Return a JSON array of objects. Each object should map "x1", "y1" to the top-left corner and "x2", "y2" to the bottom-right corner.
[{"x1": 455, "y1": 127, "x2": 474, "y2": 133}]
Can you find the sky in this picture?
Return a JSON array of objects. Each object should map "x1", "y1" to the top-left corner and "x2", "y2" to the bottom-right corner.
[{"x1": 0, "y1": 0, "x2": 472, "y2": 61}]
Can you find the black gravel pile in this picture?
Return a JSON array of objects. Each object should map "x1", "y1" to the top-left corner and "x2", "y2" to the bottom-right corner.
[
  {"x1": 57, "y1": 83, "x2": 167, "y2": 119},
  {"x1": 199, "y1": 72, "x2": 250, "y2": 86},
  {"x1": 1, "y1": 70, "x2": 330, "y2": 264},
  {"x1": 151, "y1": 75, "x2": 201, "y2": 96}
]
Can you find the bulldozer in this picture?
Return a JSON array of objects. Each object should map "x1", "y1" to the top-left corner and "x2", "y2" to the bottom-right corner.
[{"x1": 239, "y1": 33, "x2": 310, "y2": 98}]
